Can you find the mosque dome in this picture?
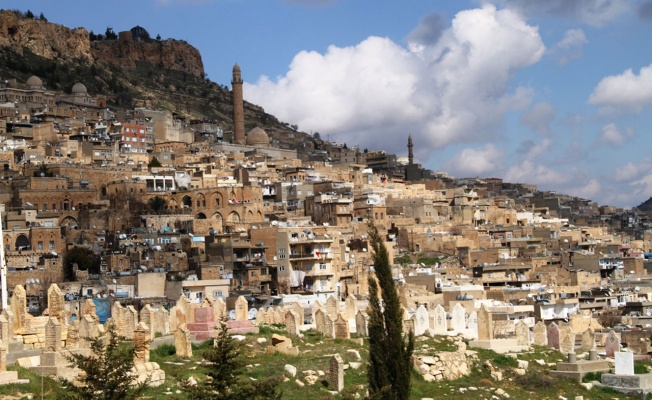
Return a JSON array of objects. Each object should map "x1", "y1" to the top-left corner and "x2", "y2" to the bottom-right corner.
[
  {"x1": 71, "y1": 82, "x2": 88, "y2": 95},
  {"x1": 26, "y1": 76, "x2": 43, "y2": 89},
  {"x1": 233, "y1": 63, "x2": 241, "y2": 72},
  {"x1": 246, "y1": 127, "x2": 270, "y2": 147}
]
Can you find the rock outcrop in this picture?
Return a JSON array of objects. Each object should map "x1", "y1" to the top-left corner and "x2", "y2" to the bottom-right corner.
[{"x1": 0, "y1": 10, "x2": 204, "y2": 77}]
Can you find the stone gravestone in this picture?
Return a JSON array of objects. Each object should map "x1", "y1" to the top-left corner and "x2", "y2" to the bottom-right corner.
[
  {"x1": 580, "y1": 328, "x2": 595, "y2": 352},
  {"x1": 450, "y1": 303, "x2": 466, "y2": 333},
  {"x1": 326, "y1": 295, "x2": 339, "y2": 320},
  {"x1": 139, "y1": 305, "x2": 157, "y2": 340},
  {"x1": 1, "y1": 310, "x2": 14, "y2": 341},
  {"x1": 256, "y1": 308, "x2": 268, "y2": 325},
  {"x1": 344, "y1": 295, "x2": 357, "y2": 321},
  {"x1": 9, "y1": 285, "x2": 27, "y2": 333},
  {"x1": 533, "y1": 321, "x2": 548, "y2": 346},
  {"x1": 290, "y1": 302, "x2": 304, "y2": 325},
  {"x1": 330, "y1": 354, "x2": 344, "y2": 392},
  {"x1": 355, "y1": 311, "x2": 368, "y2": 337},
  {"x1": 311, "y1": 300, "x2": 324, "y2": 323},
  {"x1": 176, "y1": 295, "x2": 193, "y2": 324},
  {"x1": 0, "y1": 339, "x2": 6, "y2": 373},
  {"x1": 133, "y1": 322, "x2": 150, "y2": 364},
  {"x1": 215, "y1": 298, "x2": 227, "y2": 321},
  {"x1": 81, "y1": 299, "x2": 98, "y2": 324},
  {"x1": 605, "y1": 330, "x2": 621, "y2": 357},
  {"x1": 334, "y1": 314, "x2": 350, "y2": 340},
  {"x1": 432, "y1": 304, "x2": 447, "y2": 334},
  {"x1": 155, "y1": 307, "x2": 170, "y2": 336},
  {"x1": 111, "y1": 302, "x2": 125, "y2": 336},
  {"x1": 79, "y1": 315, "x2": 100, "y2": 348},
  {"x1": 47, "y1": 284, "x2": 66, "y2": 323},
  {"x1": 44, "y1": 317, "x2": 61, "y2": 353},
  {"x1": 235, "y1": 296, "x2": 248, "y2": 321},
  {"x1": 467, "y1": 311, "x2": 478, "y2": 338},
  {"x1": 615, "y1": 351, "x2": 634, "y2": 375},
  {"x1": 175, "y1": 324, "x2": 192, "y2": 358},
  {"x1": 413, "y1": 306, "x2": 429, "y2": 337},
  {"x1": 123, "y1": 306, "x2": 138, "y2": 340},
  {"x1": 559, "y1": 323, "x2": 575, "y2": 355},
  {"x1": 0, "y1": 315, "x2": 8, "y2": 344},
  {"x1": 477, "y1": 305, "x2": 493, "y2": 341},
  {"x1": 284, "y1": 310, "x2": 300, "y2": 337},
  {"x1": 515, "y1": 320, "x2": 530, "y2": 346},
  {"x1": 314, "y1": 308, "x2": 326, "y2": 335},
  {"x1": 66, "y1": 321, "x2": 79, "y2": 349},
  {"x1": 547, "y1": 322, "x2": 560, "y2": 350}
]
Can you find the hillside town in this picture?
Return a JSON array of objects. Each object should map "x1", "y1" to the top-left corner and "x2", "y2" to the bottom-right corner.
[{"x1": 1, "y1": 30, "x2": 652, "y2": 397}]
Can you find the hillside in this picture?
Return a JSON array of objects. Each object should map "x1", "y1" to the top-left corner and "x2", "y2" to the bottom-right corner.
[{"x1": 0, "y1": 10, "x2": 305, "y2": 140}]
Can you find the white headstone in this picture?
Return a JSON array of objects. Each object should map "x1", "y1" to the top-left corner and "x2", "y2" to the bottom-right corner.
[
  {"x1": 450, "y1": 303, "x2": 466, "y2": 333},
  {"x1": 615, "y1": 351, "x2": 634, "y2": 375},
  {"x1": 413, "y1": 306, "x2": 429, "y2": 337}
]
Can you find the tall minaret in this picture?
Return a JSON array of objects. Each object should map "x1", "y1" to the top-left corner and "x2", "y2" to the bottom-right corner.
[
  {"x1": 232, "y1": 64, "x2": 245, "y2": 145},
  {"x1": 408, "y1": 134, "x2": 414, "y2": 165}
]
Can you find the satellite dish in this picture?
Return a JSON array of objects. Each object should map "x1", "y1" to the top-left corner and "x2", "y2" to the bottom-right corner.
[
  {"x1": 546, "y1": 289, "x2": 554, "y2": 294},
  {"x1": 112, "y1": 279, "x2": 117, "y2": 284}
]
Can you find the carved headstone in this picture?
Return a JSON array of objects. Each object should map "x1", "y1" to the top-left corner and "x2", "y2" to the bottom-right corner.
[
  {"x1": 477, "y1": 305, "x2": 493, "y2": 341},
  {"x1": 547, "y1": 322, "x2": 560, "y2": 350},
  {"x1": 284, "y1": 310, "x2": 300, "y2": 336},
  {"x1": 81, "y1": 299, "x2": 98, "y2": 323},
  {"x1": 330, "y1": 354, "x2": 344, "y2": 392},
  {"x1": 450, "y1": 303, "x2": 466, "y2": 333},
  {"x1": 344, "y1": 295, "x2": 357, "y2": 321},
  {"x1": 326, "y1": 295, "x2": 339, "y2": 320},
  {"x1": 467, "y1": 311, "x2": 478, "y2": 337},
  {"x1": 355, "y1": 311, "x2": 368, "y2": 337},
  {"x1": 139, "y1": 304, "x2": 156, "y2": 340},
  {"x1": 290, "y1": 302, "x2": 304, "y2": 325},
  {"x1": 0, "y1": 315, "x2": 8, "y2": 344},
  {"x1": 66, "y1": 321, "x2": 79, "y2": 349},
  {"x1": 1, "y1": 310, "x2": 14, "y2": 340},
  {"x1": 256, "y1": 308, "x2": 268, "y2": 325},
  {"x1": 175, "y1": 324, "x2": 192, "y2": 358},
  {"x1": 123, "y1": 306, "x2": 138, "y2": 340},
  {"x1": 47, "y1": 284, "x2": 66, "y2": 323},
  {"x1": 133, "y1": 322, "x2": 150, "y2": 364},
  {"x1": 235, "y1": 296, "x2": 248, "y2": 321},
  {"x1": 9, "y1": 285, "x2": 27, "y2": 332},
  {"x1": 515, "y1": 320, "x2": 529, "y2": 346},
  {"x1": 215, "y1": 297, "x2": 227, "y2": 321},
  {"x1": 533, "y1": 321, "x2": 548, "y2": 346},
  {"x1": 334, "y1": 314, "x2": 350, "y2": 340},
  {"x1": 111, "y1": 302, "x2": 125, "y2": 336},
  {"x1": 413, "y1": 305, "x2": 429, "y2": 337},
  {"x1": 44, "y1": 317, "x2": 61, "y2": 353},
  {"x1": 176, "y1": 295, "x2": 193, "y2": 324},
  {"x1": 605, "y1": 329, "x2": 621, "y2": 357},
  {"x1": 314, "y1": 308, "x2": 326, "y2": 335},
  {"x1": 580, "y1": 328, "x2": 595, "y2": 352},
  {"x1": 432, "y1": 304, "x2": 447, "y2": 334}
]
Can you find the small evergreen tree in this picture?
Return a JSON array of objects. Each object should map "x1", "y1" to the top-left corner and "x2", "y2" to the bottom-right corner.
[
  {"x1": 366, "y1": 222, "x2": 414, "y2": 400},
  {"x1": 25, "y1": 9, "x2": 34, "y2": 19},
  {"x1": 39, "y1": 12, "x2": 47, "y2": 21},
  {"x1": 187, "y1": 315, "x2": 281, "y2": 400},
  {"x1": 59, "y1": 321, "x2": 148, "y2": 400},
  {"x1": 148, "y1": 156, "x2": 162, "y2": 168}
]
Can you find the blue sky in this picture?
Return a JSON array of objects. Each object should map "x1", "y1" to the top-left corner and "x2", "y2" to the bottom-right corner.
[{"x1": 11, "y1": 0, "x2": 652, "y2": 208}]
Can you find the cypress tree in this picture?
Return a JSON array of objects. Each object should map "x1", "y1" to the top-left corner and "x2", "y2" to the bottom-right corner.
[{"x1": 366, "y1": 223, "x2": 414, "y2": 400}]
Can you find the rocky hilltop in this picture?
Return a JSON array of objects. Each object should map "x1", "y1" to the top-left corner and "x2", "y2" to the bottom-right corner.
[
  {"x1": 0, "y1": 10, "x2": 306, "y2": 144},
  {"x1": 0, "y1": 10, "x2": 203, "y2": 77}
]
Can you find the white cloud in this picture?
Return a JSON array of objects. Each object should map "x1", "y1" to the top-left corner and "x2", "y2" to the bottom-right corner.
[
  {"x1": 245, "y1": 4, "x2": 544, "y2": 158},
  {"x1": 574, "y1": 178, "x2": 601, "y2": 199},
  {"x1": 549, "y1": 29, "x2": 588, "y2": 65},
  {"x1": 443, "y1": 144, "x2": 504, "y2": 177},
  {"x1": 600, "y1": 123, "x2": 632, "y2": 146},
  {"x1": 589, "y1": 64, "x2": 652, "y2": 112}
]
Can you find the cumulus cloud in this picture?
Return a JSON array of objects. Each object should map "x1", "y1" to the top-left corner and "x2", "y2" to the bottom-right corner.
[
  {"x1": 549, "y1": 29, "x2": 588, "y2": 65},
  {"x1": 599, "y1": 123, "x2": 633, "y2": 146},
  {"x1": 588, "y1": 64, "x2": 652, "y2": 112},
  {"x1": 498, "y1": 0, "x2": 631, "y2": 26},
  {"x1": 443, "y1": 144, "x2": 504, "y2": 177},
  {"x1": 520, "y1": 102, "x2": 556, "y2": 135},
  {"x1": 245, "y1": 4, "x2": 544, "y2": 159}
]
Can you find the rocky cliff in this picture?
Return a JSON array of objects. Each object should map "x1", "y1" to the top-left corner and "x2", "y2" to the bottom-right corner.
[
  {"x1": 0, "y1": 10, "x2": 203, "y2": 77},
  {"x1": 0, "y1": 10, "x2": 92, "y2": 61}
]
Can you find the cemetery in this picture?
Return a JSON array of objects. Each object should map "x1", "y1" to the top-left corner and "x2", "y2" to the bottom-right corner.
[{"x1": 0, "y1": 284, "x2": 651, "y2": 399}]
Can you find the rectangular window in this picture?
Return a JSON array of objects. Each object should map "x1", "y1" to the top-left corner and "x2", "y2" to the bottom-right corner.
[
  {"x1": 49, "y1": 241, "x2": 55, "y2": 250},
  {"x1": 38, "y1": 241, "x2": 43, "y2": 250},
  {"x1": 278, "y1": 248, "x2": 286, "y2": 259},
  {"x1": 279, "y1": 265, "x2": 285, "y2": 272},
  {"x1": 261, "y1": 268, "x2": 268, "y2": 276}
]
